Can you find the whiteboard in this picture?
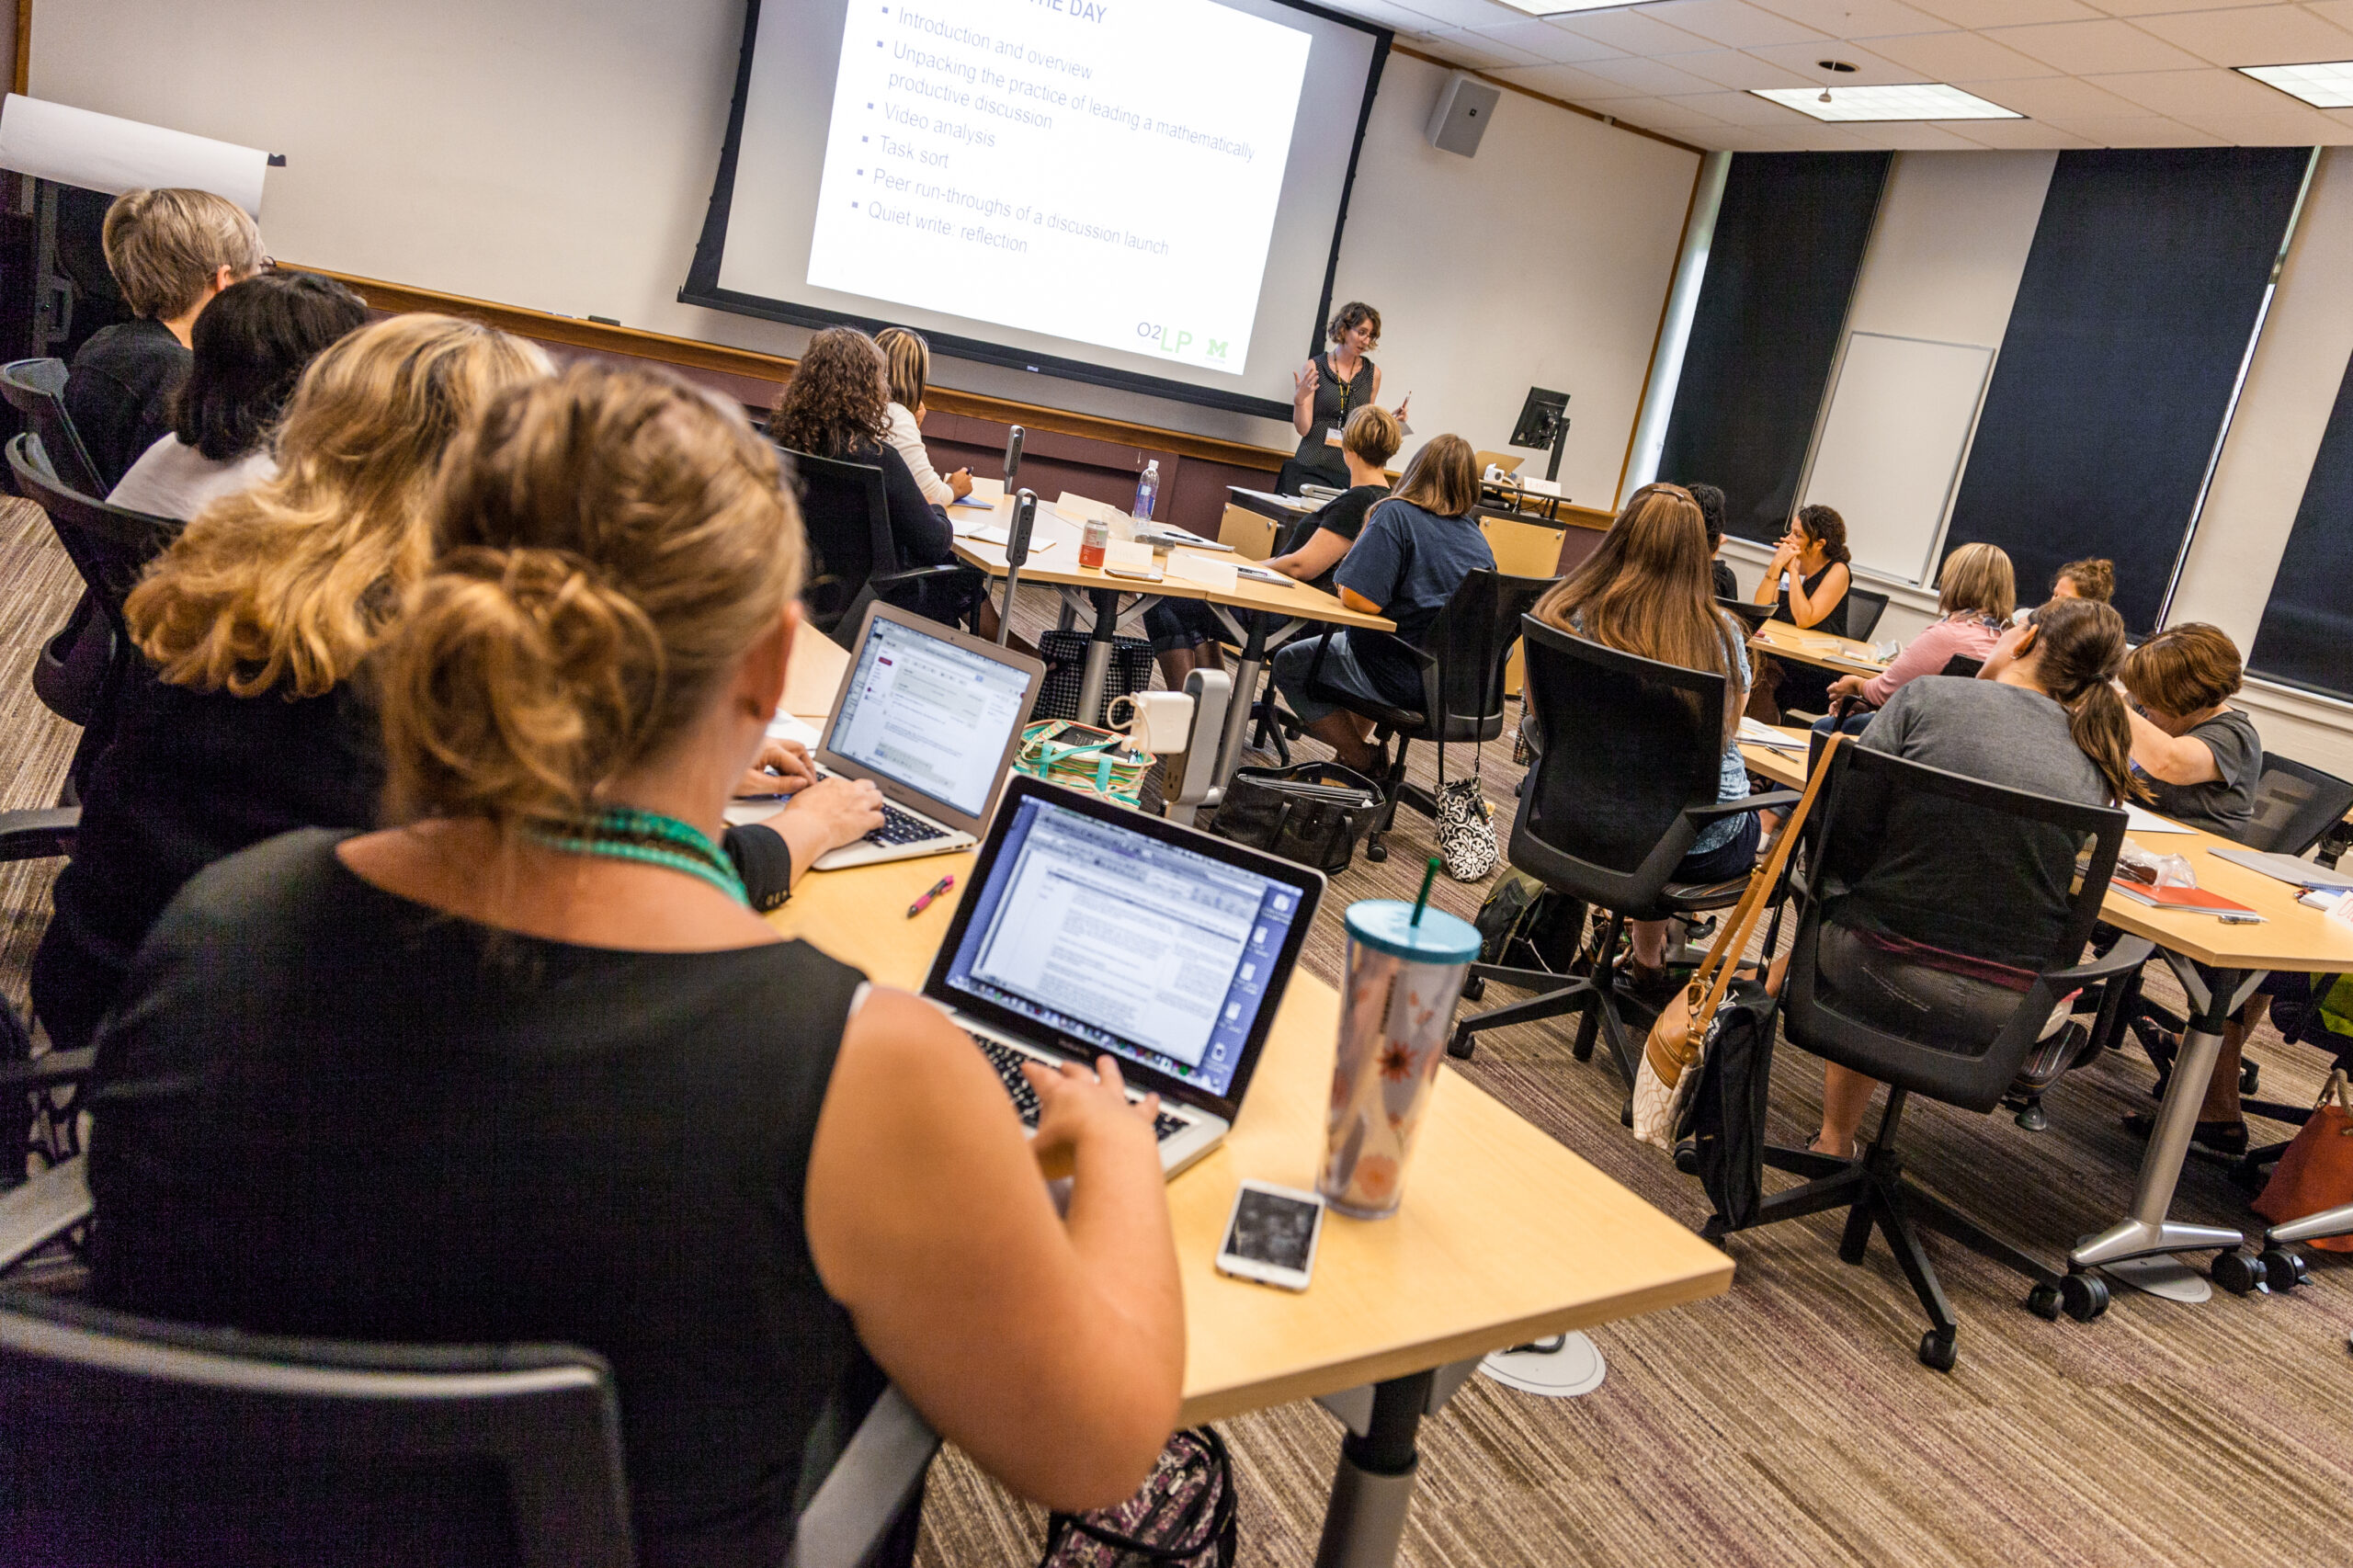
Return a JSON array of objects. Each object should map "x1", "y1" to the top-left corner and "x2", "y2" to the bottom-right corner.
[{"x1": 1802, "y1": 331, "x2": 1995, "y2": 585}]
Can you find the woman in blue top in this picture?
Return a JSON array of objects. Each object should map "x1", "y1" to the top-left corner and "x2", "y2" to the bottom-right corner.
[{"x1": 1531, "y1": 483, "x2": 1756, "y2": 994}]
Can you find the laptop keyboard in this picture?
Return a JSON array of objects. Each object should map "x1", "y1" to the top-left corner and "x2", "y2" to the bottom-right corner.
[
  {"x1": 967, "y1": 1032, "x2": 1189, "y2": 1142},
  {"x1": 868, "y1": 802, "x2": 951, "y2": 847}
]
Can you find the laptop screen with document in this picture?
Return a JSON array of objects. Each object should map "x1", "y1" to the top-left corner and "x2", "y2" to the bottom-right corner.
[
  {"x1": 824, "y1": 611, "x2": 1033, "y2": 820},
  {"x1": 934, "y1": 784, "x2": 1316, "y2": 1108}
]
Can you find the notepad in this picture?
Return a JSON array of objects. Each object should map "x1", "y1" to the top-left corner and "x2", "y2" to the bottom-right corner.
[
  {"x1": 1102, "y1": 540, "x2": 1155, "y2": 573},
  {"x1": 2109, "y1": 881, "x2": 2257, "y2": 917},
  {"x1": 2123, "y1": 804, "x2": 2194, "y2": 835},
  {"x1": 1164, "y1": 551, "x2": 1238, "y2": 594},
  {"x1": 1736, "y1": 718, "x2": 1808, "y2": 752}
]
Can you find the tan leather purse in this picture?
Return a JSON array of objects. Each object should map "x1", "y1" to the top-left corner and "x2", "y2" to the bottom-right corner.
[{"x1": 1632, "y1": 734, "x2": 1841, "y2": 1148}]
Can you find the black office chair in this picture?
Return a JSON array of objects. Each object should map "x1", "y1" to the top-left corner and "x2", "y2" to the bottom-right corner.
[
  {"x1": 0, "y1": 1154, "x2": 937, "y2": 1568},
  {"x1": 7, "y1": 435, "x2": 181, "y2": 793},
  {"x1": 0, "y1": 358, "x2": 104, "y2": 497},
  {"x1": 1290, "y1": 569, "x2": 1552, "y2": 863},
  {"x1": 1727, "y1": 744, "x2": 2148, "y2": 1370},
  {"x1": 785, "y1": 447, "x2": 977, "y2": 646},
  {"x1": 1445, "y1": 618, "x2": 1801, "y2": 1106},
  {"x1": 1845, "y1": 587, "x2": 1889, "y2": 642},
  {"x1": 1716, "y1": 597, "x2": 1773, "y2": 636}
]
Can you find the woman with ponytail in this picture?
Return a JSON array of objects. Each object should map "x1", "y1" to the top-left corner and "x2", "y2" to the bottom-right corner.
[
  {"x1": 1808, "y1": 597, "x2": 2139, "y2": 1158},
  {"x1": 86, "y1": 366, "x2": 1185, "y2": 1568}
]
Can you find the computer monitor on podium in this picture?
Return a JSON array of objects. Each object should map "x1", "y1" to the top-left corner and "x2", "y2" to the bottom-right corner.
[{"x1": 1508, "y1": 388, "x2": 1572, "y2": 483}]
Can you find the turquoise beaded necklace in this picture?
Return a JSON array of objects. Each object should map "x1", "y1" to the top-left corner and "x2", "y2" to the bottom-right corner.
[{"x1": 528, "y1": 804, "x2": 748, "y2": 906}]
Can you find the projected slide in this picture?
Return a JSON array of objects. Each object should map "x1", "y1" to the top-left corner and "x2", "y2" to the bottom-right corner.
[{"x1": 803, "y1": 0, "x2": 1312, "y2": 377}]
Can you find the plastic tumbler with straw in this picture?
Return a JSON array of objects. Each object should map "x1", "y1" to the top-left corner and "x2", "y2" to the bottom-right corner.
[{"x1": 1319, "y1": 858, "x2": 1483, "y2": 1220}]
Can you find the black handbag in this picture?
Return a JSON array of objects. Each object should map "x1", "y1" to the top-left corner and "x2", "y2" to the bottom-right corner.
[
  {"x1": 1205, "y1": 760, "x2": 1384, "y2": 874},
  {"x1": 1677, "y1": 975, "x2": 1781, "y2": 1236},
  {"x1": 1039, "y1": 1426, "x2": 1237, "y2": 1568}
]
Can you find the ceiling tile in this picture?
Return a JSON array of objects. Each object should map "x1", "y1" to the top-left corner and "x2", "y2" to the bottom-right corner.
[
  {"x1": 2172, "y1": 107, "x2": 2353, "y2": 142},
  {"x1": 1868, "y1": 26, "x2": 2068, "y2": 75},
  {"x1": 1847, "y1": 120, "x2": 1998, "y2": 142},
  {"x1": 1695, "y1": 126, "x2": 1798, "y2": 145},
  {"x1": 2129, "y1": 6, "x2": 2353, "y2": 66},
  {"x1": 1552, "y1": 10, "x2": 1726, "y2": 54},
  {"x1": 2075, "y1": 0, "x2": 2284, "y2": 15},
  {"x1": 1603, "y1": 93, "x2": 1738, "y2": 125},
  {"x1": 1746, "y1": 0, "x2": 1959, "y2": 39},
  {"x1": 1669, "y1": 47, "x2": 1825, "y2": 85},
  {"x1": 1489, "y1": 61, "x2": 1655, "y2": 99},
  {"x1": 1906, "y1": 0, "x2": 2101, "y2": 23},
  {"x1": 1364, "y1": 0, "x2": 1525, "y2": 27},
  {"x1": 1461, "y1": 17, "x2": 1631, "y2": 62},
  {"x1": 2086, "y1": 64, "x2": 2314, "y2": 114},
  {"x1": 1318, "y1": 0, "x2": 1451, "y2": 30},
  {"x1": 2309, "y1": 1, "x2": 2353, "y2": 31},
  {"x1": 1944, "y1": 115, "x2": 2100, "y2": 141},
  {"x1": 1639, "y1": 0, "x2": 1836, "y2": 47},
  {"x1": 1962, "y1": 71, "x2": 2161, "y2": 112},
  {"x1": 1573, "y1": 51, "x2": 1739, "y2": 92},
  {"x1": 1742, "y1": 38, "x2": 1921, "y2": 78},
  {"x1": 2039, "y1": 111, "x2": 2214, "y2": 139},
  {"x1": 1418, "y1": 26, "x2": 1549, "y2": 66},
  {"x1": 1984, "y1": 17, "x2": 2212, "y2": 71}
]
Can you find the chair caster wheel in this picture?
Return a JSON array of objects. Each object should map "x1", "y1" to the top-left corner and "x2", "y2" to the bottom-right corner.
[
  {"x1": 1461, "y1": 975, "x2": 1485, "y2": 1003},
  {"x1": 2211, "y1": 1251, "x2": 2265, "y2": 1295},
  {"x1": 2014, "y1": 1101, "x2": 2049, "y2": 1131},
  {"x1": 1918, "y1": 1329, "x2": 1959, "y2": 1372},
  {"x1": 2260, "y1": 1247, "x2": 2308, "y2": 1291},
  {"x1": 2061, "y1": 1273, "x2": 2109, "y2": 1322},
  {"x1": 1447, "y1": 1028, "x2": 1476, "y2": 1061},
  {"x1": 1365, "y1": 838, "x2": 1388, "y2": 863},
  {"x1": 2027, "y1": 1284, "x2": 2063, "y2": 1321},
  {"x1": 2240, "y1": 1060, "x2": 2260, "y2": 1095}
]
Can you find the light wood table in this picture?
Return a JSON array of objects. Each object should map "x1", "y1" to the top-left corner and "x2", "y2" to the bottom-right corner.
[
  {"x1": 783, "y1": 618, "x2": 851, "y2": 721},
  {"x1": 1748, "y1": 618, "x2": 1889, "y2": 678},
  {"x1": 951, "y1": 494, "x2": 1392, "y2": 790},
  {"x1": 1737, "y1": 723, "x2": 2353, "y2": 1293},
  {"x1": 767, "y1": 851, "x2": 1732, "y2": 1564}
]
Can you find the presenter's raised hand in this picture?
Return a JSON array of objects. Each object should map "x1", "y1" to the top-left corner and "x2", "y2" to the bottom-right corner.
[{"x1": 1293, "y1": 360, "x2": 1320, "y2": 403}]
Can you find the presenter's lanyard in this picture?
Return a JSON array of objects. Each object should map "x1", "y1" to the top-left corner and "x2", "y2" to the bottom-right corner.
[{"x1": 528, "y1": 804, "x2": 749, "y2": 905}]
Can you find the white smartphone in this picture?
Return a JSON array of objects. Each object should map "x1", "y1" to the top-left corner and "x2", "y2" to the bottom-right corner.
[{"x1": 1215, "y1": 1180, "x2": 1324, "y2": 1292}]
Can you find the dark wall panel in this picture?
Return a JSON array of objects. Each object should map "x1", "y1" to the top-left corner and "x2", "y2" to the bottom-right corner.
[
  {"x1": 1657, "y1": 151, "x2": 1890, "y2": 544},
  {"x1": 1944, "y1": 147, "x2": 2310, "y2": 633},
  {"x1": 2250, "y1": 352, "x2": 2353, "y2": 700}
]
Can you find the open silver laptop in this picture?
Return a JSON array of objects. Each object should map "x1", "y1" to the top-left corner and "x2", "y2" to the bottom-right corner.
[
  {"x1": 923, "y1": 777, "x2": 1324, "y2": 1177},
  {"x1": 792, "y1": 603, "x2": 1043, "y2": 870}
]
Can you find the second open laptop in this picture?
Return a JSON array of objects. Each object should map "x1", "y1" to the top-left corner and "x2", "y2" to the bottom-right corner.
[
  {"x1": 925, "y1": 776, "x2": 1325, "y2": 1177},
  {"x1": 777, "y1": 600, "x2": 1044, "y2": 871}
]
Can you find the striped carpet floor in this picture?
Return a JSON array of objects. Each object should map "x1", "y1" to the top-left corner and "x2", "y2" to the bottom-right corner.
[{"x1": 4, "y1": 511, "x2": 2347, "y2": 1566}]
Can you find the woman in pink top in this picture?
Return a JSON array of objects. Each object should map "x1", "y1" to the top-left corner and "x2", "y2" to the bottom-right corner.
[{"x1": 1818, "y1": 544, "x2": 2015, "y2": 731}]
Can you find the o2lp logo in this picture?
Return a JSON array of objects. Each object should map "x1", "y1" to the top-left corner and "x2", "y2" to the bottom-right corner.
[{"x1": 1137, "y1": 321, "x2": 1229, "y2": 363}]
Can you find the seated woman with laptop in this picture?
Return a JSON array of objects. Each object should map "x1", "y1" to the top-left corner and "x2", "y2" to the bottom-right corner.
[{"x1": 86, "y1": 366, "x2": 1185, "y2": 1568}]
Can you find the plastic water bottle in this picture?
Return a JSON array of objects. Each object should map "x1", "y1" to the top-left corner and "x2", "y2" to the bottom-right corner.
[{"x1": 1133, "y1": 460, "x2": 1160, "y2": 523}]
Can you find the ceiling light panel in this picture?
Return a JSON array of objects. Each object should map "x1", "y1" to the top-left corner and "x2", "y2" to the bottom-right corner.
[
  {"x1": 1753, "y1": 82, "x2": 2026, "y2": 120},
  {"x1": 2238, "y1": 62, "x2": 2353, "y2": 109}
]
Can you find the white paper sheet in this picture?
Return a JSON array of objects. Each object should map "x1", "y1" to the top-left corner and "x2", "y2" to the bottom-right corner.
[
  {"x1": 0, "y1": 95, "x2": 269, "y2": 216},
  {"x1": 1102, "y1": 540, "x2": 1154, "y2": 573},
  {"x1": 766, "y1": 711, "x2": 823, "y2": 747},
  {"x1": 2124, "y1": 804, "x2": 2194, "y2": 835},
  {"x1": 1164, "y1": 551, "x2": 1238, "y2": 594}
]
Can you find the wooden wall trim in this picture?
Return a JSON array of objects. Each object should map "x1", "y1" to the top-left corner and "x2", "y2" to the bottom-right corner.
[
  {"x1": 291, "y1": 266, "x2": 1291, "y2": 475},
  {"x1": 14, "y1": 0, "x2": 31, "y2": 97},
  {"x1": 1387, "y1": 44, "x2": 1703, "y2": 160}
]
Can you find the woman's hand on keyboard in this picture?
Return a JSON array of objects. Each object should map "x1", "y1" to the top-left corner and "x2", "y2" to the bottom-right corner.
[
  {"x1": 733, "y1": 738, "x2": 819, "y2": 799},
  {"x1": 1022, "y1": 1054, "x2": 1162, "y2": 1182},
  {"x1": 768, "y1": 776, "x2": 886, "y2": 887}
]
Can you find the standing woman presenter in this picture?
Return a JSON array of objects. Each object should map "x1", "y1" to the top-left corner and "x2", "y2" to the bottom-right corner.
[{"x1": 1279, "y1": 301, "x2": 1407, "y2": 495}]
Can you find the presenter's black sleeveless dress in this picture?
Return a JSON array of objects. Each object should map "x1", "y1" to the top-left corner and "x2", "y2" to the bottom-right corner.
[
  {"x1": 1277, "y1": 351, "x2": 1375, "y2": 494},
  {"x1": 1762, "y1": 562, "x2": 1850, "y2": 719}
]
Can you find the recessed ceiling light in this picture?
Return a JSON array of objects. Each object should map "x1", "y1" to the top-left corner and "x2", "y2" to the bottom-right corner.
[
  {"x1": 2237, "y1": 62, "x2": 2353, "y2": 109},
  {"x1": 1488, "y1": 0, "x2": 1648, "y2": 15},
  {"x1": 1752, "y1": 83, "x2": 2025, "y2": 122}
]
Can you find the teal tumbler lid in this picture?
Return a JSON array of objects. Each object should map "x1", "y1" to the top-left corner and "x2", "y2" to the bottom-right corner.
[{"x1": 1345, "y1": 899, "x2": 1481, "y2": 964}]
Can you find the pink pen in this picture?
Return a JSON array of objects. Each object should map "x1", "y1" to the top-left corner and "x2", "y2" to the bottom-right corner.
[{"x1": 906, "y1": 874, "x2": 954, "y2": 918}]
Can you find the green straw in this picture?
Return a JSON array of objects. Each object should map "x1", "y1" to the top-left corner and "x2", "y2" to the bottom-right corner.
[{"x1": 1411, "y1": 856, "x2": 1440, "y2": 926}]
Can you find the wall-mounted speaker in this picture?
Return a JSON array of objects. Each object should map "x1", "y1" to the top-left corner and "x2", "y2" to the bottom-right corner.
[{"x1": 1426, "y1": 72, "x2": 1501, "y2": 159}]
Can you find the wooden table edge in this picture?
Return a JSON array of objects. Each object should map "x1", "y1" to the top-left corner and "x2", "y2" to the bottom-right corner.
[{"x1": 1175, "y1": 1263, "x2": 1734, "y2": 1426}]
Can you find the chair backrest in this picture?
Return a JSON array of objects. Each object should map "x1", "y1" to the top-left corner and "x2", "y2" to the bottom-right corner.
[
  {"x1": 0, "y1": 358, "x2": 105, "y2": 498},
  {"x1": 1845, "y1": 586, "x2": 1889, "y2": 641},
  {"x1": 2242, "y1": 753, "x2": 2353, "y2": 856},
  {"x1": 1511, "y1": 614, "x2": 1733, "y2": 912},
  {"x1": 1783, "y1": 744, "x2": 2126, "y2": 1111},
  {"x1": 1937, "y1": 653, "x2": 1984, "y2": 679},
  {"x1": 783, "y1": 446, "x2": 894, "y2": 638},
  {"x1": 0, "y1": 1290, "x2": 634, "y2": 1568},
  {"x1": 1418, "y1": 568, "x2": 1553, "y2": 744},
  {"x1": 1716, "y1": 597, "x2": 1773, "y2": 636},
  {"x1": 6, "y1": 434, "x2": 180, "y2": 640}
]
